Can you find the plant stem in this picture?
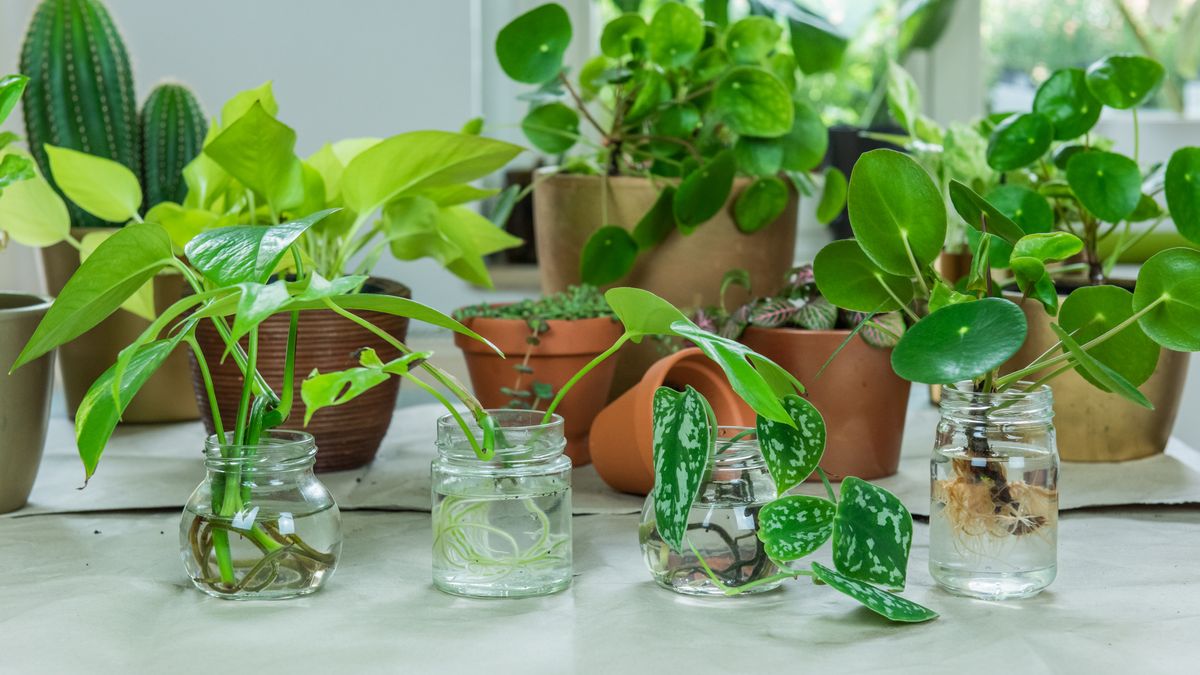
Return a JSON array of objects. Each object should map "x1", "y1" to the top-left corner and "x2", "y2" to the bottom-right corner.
[
  {"x1": 817, "y1": 467, "x2": 837, "y2": 504},
  {"x1": 901, "y1": 235, "x2": 931, "y2": 297},
  {"x1": 186, "y1": 336, "x2": 225, "y2": 440},
  {"x1": 542, "y1": 333, "x2": 630, "y2": 421},
  {"x1": 233, "y1": 327, "x2": 259, "y2": 446},
  {"x1": 558, "y1": 72, "x2": 609, "y2": 139},
  {"x1": 687, "y1": 539, "x2": 810, "y2": 595}
]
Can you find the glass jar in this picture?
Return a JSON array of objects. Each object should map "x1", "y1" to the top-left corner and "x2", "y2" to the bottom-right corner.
[
  {"x1": 639, "y1": 427, "x2": 779, "y2": 595},
  {"x1": 930, "y1": 383, "x2": 1059, "y2": 600},
  {"x1": 431, "y1": 410, "x2": 572, "y2": 598},
  {"x1": 180, "y1": 430, "x2": 342, "y2": 600}
]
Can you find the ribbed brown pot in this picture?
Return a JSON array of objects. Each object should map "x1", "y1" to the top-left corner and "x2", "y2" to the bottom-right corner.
[
  {"x1": 189, "y1": 278, "x2": 410, "y2": 472},
  {"x1": 740, "y1": 327, "x2": 910, "y2": 480},
  {"x1": 533, "y1": 171, "x2": 798, "y2": 398},
  {"x1": 41, "y1": 229, "x2": 199, "y2": 422}
]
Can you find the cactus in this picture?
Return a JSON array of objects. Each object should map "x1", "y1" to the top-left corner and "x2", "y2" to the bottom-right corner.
[{"x1": 140, "y1": 83, "x2": 206, "y2": 207}]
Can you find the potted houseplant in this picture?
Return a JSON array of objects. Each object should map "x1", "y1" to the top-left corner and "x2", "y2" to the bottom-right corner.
[
  {"x1": 495, "y1": 2, "x2": 843, "y2": 393},
  {"x1": 695, "y1": 265, "x2": 911, "y2": 480},
  {"x1": 10, "y1": 210, "x2": 503, "y2": 598},
  {"x1": 812, "y1": 147, "x2": 1200, "y2": 598},
  {"x1": 452, "y1": 285, "x2": 622, "y2": 465},
  {"x1": 13, "y1": 0, "x2": 208, "y2": 422}
]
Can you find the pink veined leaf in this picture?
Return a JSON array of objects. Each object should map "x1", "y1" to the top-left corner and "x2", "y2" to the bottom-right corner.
[
  {"x1": 792, "y1": 296, "x2": 837, "y2": 330},
  {"x1": 747, "y1": 298, "x2": 799, "y2": 327}
]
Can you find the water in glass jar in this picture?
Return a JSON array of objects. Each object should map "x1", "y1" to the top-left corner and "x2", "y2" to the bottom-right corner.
[
  {"x1": 641, "y1": 501, "x2": 779, "y2": 596},
  {"x1": 930, "y1": 445, "x2": 1058, "y2": 600},
  {"x1": 432, "y1": 478, "x2": 572, "y2": 598}
]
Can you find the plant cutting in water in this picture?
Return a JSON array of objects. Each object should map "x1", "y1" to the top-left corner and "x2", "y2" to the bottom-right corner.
[
  {"x1": 811, "y1": 148, "x2": 1200, "y2": 549},
  {"x1": 494, "y1": 2, "x2": 842, "y2": 285}
]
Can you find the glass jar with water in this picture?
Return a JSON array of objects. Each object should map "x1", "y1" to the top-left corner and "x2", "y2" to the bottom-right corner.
[
  {"x1": 930, "y1": 382, "x2": 1059, "y2": 600},
  {"x1": 431, "y1": 410, "x2": 572, "y2": 597},
  {"x1": 639, "y1": 427, "x2": 779, "y2": 595}
]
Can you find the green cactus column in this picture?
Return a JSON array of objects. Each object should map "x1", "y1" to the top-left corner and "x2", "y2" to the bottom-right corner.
[
  {"x1": 20, "y1": 0, "x2": 140, "y2": 227},
  {"x1": 140, "y1": 83, "x2": 207, "y2": 207}
]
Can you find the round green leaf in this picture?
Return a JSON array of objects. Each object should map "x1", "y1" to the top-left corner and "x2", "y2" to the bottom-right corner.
[
  {"x1": 891, "y1": 298, "x2": 1028, "y2": 384},
  {"x1": 733, "y1": 136, "x2": 783, "y2": 177},
  {"x1": 495, "y1": 3, "x2": 572, "y2": 84},
  {"x1": 673, "y1": 149, "x2": 736, "y2": 229},
  {"x1": 779, "y1": 99, "x2": 828, "y2": 171},
  {"x1": 847, "y1": 149, "x2": 946, "y2": 276},
  {"x1": 578, "y1": 56, "x2": 612, "y2": 98},
  {"x1": 768, "y1": 52, "x2": 797, "y2": 91},
  {"x1": 626, "y1": 70, "x2": 670, "y2": 122},
  {"x1": 713, "y1": 67, "x2": 794, "y2": 138},
  {"x1": 813, "y1": 239, "x2": 914, "y2": 312},
  {"x1": 1066, "y1": 150, "x2": 1141, "y2": 223},
  {"x1": 733, "y1": 177, "x2": 788, "y2": 233},
  {"x1": 692, "y1": 47, "x2": 731, "y2": 84},
  {"x1": 726, "y1": 16, "x2": 782, "y2": 64},
  {"x1": 521, "y1": 102, "x2": 579, "y2": 154},
  {"x1": 579, "y1": 225, "x2": 638, "y2": 285},
  {"x1": 1129, "y1": 193, "x2": 1162, "y2": 222},
  {"x1": 650, "y1": 104, "x2": 701, "y2": 157},
  {"x1": 1053, "y1": 143, "x2": 1086, "y2": 170},
  {"x1": 986, "y1": 112, "x2": 1053, "y2": 172},
  {"x1": 646, "y1": 3, "x2": 704, "y2": 68},
  {"x1": 600, "y1": 13, "x2": 646, "y2": 58},
  {"x1": 1033, "y1": 68, "x2": 1102, "y2": 140},
  {"x1": 1085, "y1": 54, "x2": 1165, "y2": 110},
  {"x1": 1012, "y1": 232, "x2": 1083, "y2": 262},
  {"x1": 1060, "y1": 286, "x2": 1159, "y2": 388},
  {"x1": 987, "y1": 184, "x2": 1053, "y2": 234},
  {"x1": 816, "y1": 167, "x2": 846, "y2": 225},
  {"x1": 1133, "y1": 247, "x2": 1200, "y2": 351},
  {"x1": 1165, "y1": 147, "x2": 1200, "y2": 244}
]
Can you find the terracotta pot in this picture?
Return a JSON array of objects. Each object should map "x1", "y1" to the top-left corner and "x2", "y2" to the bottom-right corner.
[
  {"x1": 1004, "y1": 291, "x2": 1189, "y2": 462},
  {"x1": 589, "y1": 348, "x2": 754, "y2": 495},
  {"x1": 190, "y1": 278, "x2": 410, "y2": 472},
  {"x1": 533, "y1": 171, "x2": 798, "y2": 398},
  {"x1": 455, "y1": 314, "x2": 625, "y2": 465},
  {"x1": 0, "y1": 293, "x2": 55, "y2": 513},
  {"x1": 41, "y1": 229, "x2": 198, "y2": 422},
  {"x1": 740, "y1": 327, "x2": 910, "y2": 480}
]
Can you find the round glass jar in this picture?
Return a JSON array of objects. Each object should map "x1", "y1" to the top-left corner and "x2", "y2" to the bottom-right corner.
[
  {"x1": 431, "y1": 410, "x2": 572, "y2": 598},
  {"x1": 930, "y1": 383, "x2": 1059, "y2": 600},
  {"x1": 180, "y1": 430, "x2": 342, "y2": 600},
  {"x1": 639, "y1": 427, "x2": 779, "y2": 595}
]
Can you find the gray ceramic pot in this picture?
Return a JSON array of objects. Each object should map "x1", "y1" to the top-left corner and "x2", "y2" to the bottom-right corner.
[{"x1": 0, "y1": 293, "x2": 55, "y2": 513}]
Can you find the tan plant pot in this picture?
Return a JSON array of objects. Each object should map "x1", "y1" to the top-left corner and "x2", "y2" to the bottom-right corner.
[
  {"x1": 533, "y1": 171, "x2": 798, "y2": 397},
  {"x1": 190, "y1": 278, "x2": 410, "y2": 472},
  {"x1": 589, "y1": 348, "x2": 754, "y2": 495},
  {"x1": 0, "y1": 293, "x2": 55, "y2": 513},
  {"x1": 455, "y1": 314, "x2": 625, "y2": 465},
  {"x1": 740, "y1": 327, "x2": 910, "y2": 480},
  {"x1": 41, "y1": 229, "x2": 198, "y2": 422},
  {"x1": 1005, "y1": 292, "x2": 1189, "y2": 462}
]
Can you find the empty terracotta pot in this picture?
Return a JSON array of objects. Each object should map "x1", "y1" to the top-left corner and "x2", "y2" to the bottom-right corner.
[
  {"x1": 589, "y1": 348, "x2": 753, "y2": 495},
  {"x1": 740, "y1": 327, "x2": 910, "y2": 480},
  {"x1": 455, "y1": 314, "x2": 625, "y2": 465},
  {"x1": 190, "y1": 278, "x2": 410, "y2": 472}
]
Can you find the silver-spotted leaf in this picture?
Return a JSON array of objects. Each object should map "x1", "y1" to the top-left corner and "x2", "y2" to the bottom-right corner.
[
  {"x1": 652, "y1": 385, "x2": 716, "y2": 552},
  {"x1": 811, "y1": 562, "x2": 938, "y2": 623},
  {"x1": 755, "y1": 394, "x2": 826, "y2": 493},
  {"x1": 832, "y1": 477, "x2": 913, "y2": 590},
  {"x1": 757, "y1": 495, "x2": 835, "y2": 561}
]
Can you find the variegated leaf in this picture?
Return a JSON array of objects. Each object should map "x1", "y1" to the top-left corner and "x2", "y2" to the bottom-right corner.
[
  {"x1": 652, "y1": 385, "x2": 716, "y2": 553},
  {"x1": 863, "y1": 311, "x2": 906, "y2": 348},
  {"x1": 757, "y1": 495, "x2": 835, "y2": 561},
  {"x1": 832, "y1": 477, "x2": 913, "y2": 590},
  {"x1": 747, "y1": 298, "x2": 798, "y2": 328},
  {"x1": 811, "y1": 562, "x2": 938, "y2": 623},
  {"x1": 792, "y1": 296, "x2": 838, "y2": 330},
  {"x1": 755, "y1": 394, "x2": 826, "y2": 493}
]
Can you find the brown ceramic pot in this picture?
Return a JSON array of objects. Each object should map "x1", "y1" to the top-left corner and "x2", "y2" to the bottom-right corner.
[
  {"x1": 455, "y1": 314, "x2": 625, "y2": 465},
  {"x1": 41, "y1": 229, "x2": 198, "y2": 422},
  {"x1": 189, "y1": 278, "x2": 410, "y2": 472},
  {"x1": 740, "y1": 327, "x2": 910, "y2": 480},
  {"x1": 1004, "y1": 290, "x2": 1189, "y2": 462},
  {"x1": 589, "y1": 348, "x2": 754, "y2": 495},
  {"x1": 533, "y1": 171, "x2": 798, "y2": 398}
]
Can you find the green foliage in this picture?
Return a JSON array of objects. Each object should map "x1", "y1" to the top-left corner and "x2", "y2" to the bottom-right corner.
[
  {"x1": 1065, "y1": 151, "x2": 1141, "y2": 223},
  {"x1": 650, "y1": 386, "x2": 715, "y2": 552},
  {"x1": 847, "y1": 149, "x2": 946, "y2": 276},
  {"x1": 521, "y1": 102, "x2": 580, "y2": 154},
  {"x1": 454, "y1": 285, "x2": 613, "y2": 323},
  {"x1": 44, "y1": 145, "x2": 142, "y2": 223},
  {"x1": 141, "y1": 83, "x2": 207, "y2": 207},
  {"x1": 891, "y1": 299, "x2": 1028, "y2": 384},
  {"x1": 495, "y1": 3, "x2": 572, "y2": 84},
  {"x1": 1085, "y1": 55, "x2": 1165, "y2": 110},
  {"x1": 833, "y1": 477, "x2": 912, "y2": 589},
  {"x1": 185, "y1": 210, "x2": 335, "y2": 286},
  {"x1": 986, "y1": 113, "x2": 1053, "y2": 172},
  {"x1": 580, "y1": 226, "x2": 639, "y2": 285},
  {"x1": 757, "y1": 495, "x2": 835, "y2": 561},
  {"x1": 673, "y1": 150, "x2": 736, "y2": 229},
  {"x1": 1133, "y1": 248, "x2": 1200, "y2": 352},
  {"x1": 755, "y1": 395, "x2": 825, "y2": 493},
  {"x1": 1032, "y1": 68, "x2": 1101, "y2": 140},
  {"x1": 810, "y1": 562, "x2": 938, "y2": 623},
  {"x1": 1165, "y1": 148, "x2": 1200, "y2": 244},
  {"x1": 733, "y1": 177, "x2": 788, "y2": 233}
]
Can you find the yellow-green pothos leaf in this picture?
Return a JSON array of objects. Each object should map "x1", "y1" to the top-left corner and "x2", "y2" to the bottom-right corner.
[
  {"x1": 651, "y1": 385, "x2": 716, "y2": 552},
  {"x1": 832, "y1": 477, "x2": 913, "y2": 590},
  {"x1": 184, "y1": 209, "x2": 337, "y2": 286},
  {"x1": 45, "y1": 145, "x2": 142, "y2": 223},
  {"x1": 79, "y1": 231, "x2": 156, "y2": 321},
  {"x1": 757, "y1": 495, "x2": 835, "y2": 562},
  {"x1": 755, "y1": 394, "x2": 826, "y2": 493},
  {"x1": 811, "y1": 562, "x2": 938, "y2": 623}
]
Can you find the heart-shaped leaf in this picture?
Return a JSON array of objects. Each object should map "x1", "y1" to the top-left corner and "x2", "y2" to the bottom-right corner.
[
  {"x1": 651, "y1": 385, "x2": 716, "y2": 552},
  {"x1": 1060, "y1": 286, "x2": 1160, "y2": 388},
  {"x1": 1050, "y1": 323, "x2": 1152, "y2": 408},
  {"x1": 1033, "y1": 68, "x2": 1102, "y2": 140},
  {"x1": 0, "y1": 153, "x2": 34, "y2": 191},
  {"x1": 816, "y1": 167, "x2": 847, "y2": 225},
  {"x1": 0, "y1": 150, "x2": 69, "y2": 247},
  {"x1": 847, "y1": 149, "x2": 946, "y2": 276},
  {"x1": 1133, "y1": 247, "x2": 1200, "y2": 351},
  {"x1": 1085, "y1": 54, "x2": 1164, "y2": 110},
  {"x1": 891, "y1": 298, "x2": 1028, "y2": 384},
  {"x1": 713, "y1": 67, "x2": 794, "y2": 138},
  {"x1": 813, "y1": 239, "x2": 914, "y2": 313},
  {"x1": 810, "y1": 562, "x2": 938, "y2": 623},
  {"x1": 673, "y1": 150, "x2": 736, "y2": 228},
  {"x1": 229, "y1": 281, "x2": 292, "y2": 343},
  {"x1": 1165, "y1": 147, "x2": 1200, "y2": 244},
  {"x1": 986, "y1": 112, "x2": 1053, "y2": 172},
  {"x1": 1066, "y1": 150, "x2": 1142, "y2": 223},
  {"x1": 600, "y1": 14, "x2": 646, "y2": 58},
  {"x1": 733, "y1": 177, "x2": 788, "y2": 233},
  {"x1": 646, "y1": 2, "x2": 704, "y2": 68},
  {"x1": 45, "y1": 145, "x2": 142, "y2": 223},
  {"x1": 757, "y1": 495, "x2": 835, "y2": 561},
  {"x1": 579, "y1": 225, "x2": 638, "y2": 285},
  {"x1": 495, "y1": 3, "x2": 572, "y2": 84},
  {"x1": 755, "y1": 395, "x2": 826, "y2": 493},
  {"x1": 726, "y1": 16, "x2": 781, "y2": 64},
  {"x1": 832, "y1": 477, "x2": 913, "y2": 589},
  {"x1": 185, "y1": 209, "x2": 336, "y2": 286},
  {"x1": 522, "y1": 102, "x2": 579, "y2": 154}
]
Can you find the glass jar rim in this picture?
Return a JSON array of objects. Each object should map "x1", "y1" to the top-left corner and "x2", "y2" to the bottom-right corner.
[
  {"x1": 713, "y1": 426, "x2": 763, "y2": 468},
  {"x1": 436, "y1": 409, "x2": 566, "y2": 464},
  {"x1": 939, "y1": 381, "x2": 1054, "y2": 421},
  {"x1": 203, "y1": 430, "x2": 317, "y2": 470}
]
